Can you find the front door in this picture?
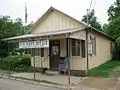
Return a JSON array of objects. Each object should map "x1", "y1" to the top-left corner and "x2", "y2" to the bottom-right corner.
[{"x1": 49, "y1": 40, "x2": 60, "y2": 70}]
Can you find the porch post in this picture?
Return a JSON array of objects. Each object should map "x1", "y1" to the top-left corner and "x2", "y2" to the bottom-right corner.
[
  {"x1": 86, "y1": 28, "x2": 90, "y2": 76},
  {"x1": 67, "y1": 38, "x2": 71, "y2": 84}
]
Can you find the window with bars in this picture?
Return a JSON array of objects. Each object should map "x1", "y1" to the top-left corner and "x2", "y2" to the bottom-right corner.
[{"x1": 72, "y1": 39, "x2": 81, "y2": 56}]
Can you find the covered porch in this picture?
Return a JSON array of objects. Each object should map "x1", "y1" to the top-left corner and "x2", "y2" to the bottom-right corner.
[{"x1": 3, "y1": 28, "x2": 87, "y2": 76}]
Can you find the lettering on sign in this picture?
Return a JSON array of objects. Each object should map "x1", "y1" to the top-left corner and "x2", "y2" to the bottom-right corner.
[{"x1": 19, "y1": 40, "x2": 49, "y2": 49}]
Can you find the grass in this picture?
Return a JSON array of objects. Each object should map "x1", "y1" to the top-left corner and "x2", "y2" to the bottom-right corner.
[{"x1": 88, "y1": 60, "x2": 120, "y2": 77}]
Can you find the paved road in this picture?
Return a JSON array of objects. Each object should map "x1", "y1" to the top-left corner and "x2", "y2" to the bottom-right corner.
[{"x1": 0, "y1": 78, "x2": 62, "y2": 90}]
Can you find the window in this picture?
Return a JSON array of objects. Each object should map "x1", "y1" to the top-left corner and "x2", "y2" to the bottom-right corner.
[
  {"x1": 52, "y1": 46, "x2": 59, "y2": 55},
  {"x1": 41, "y1": 48, "x2": 44, "y2": 57},
  {"x1": 34, "y1": 48, "x2": 40, "y2": 56},
  {"x1": 81, "y1": 40, "x2": 86, "y2": 58},
  {"x1": 90, "y1": 36, "x2": 92, "y2": 41},
  {"x1": 91, "y1": 36, "x2": 96, "y2": 55},
  {"x1": 77, "y1": 40, "x2": 80, "y2": 56},
  {"x1": 72, "y1": 39, "x2": 81, "y2": 56},
  {"x1": 31, "y1": 48, "x2": 40, "y2": 56},
  {"x1": 31, "y1": 49, "x2": 35, "y2": 56},
  {"x1": 110, "y1": 42, "x2": 113, "y2": 53}
]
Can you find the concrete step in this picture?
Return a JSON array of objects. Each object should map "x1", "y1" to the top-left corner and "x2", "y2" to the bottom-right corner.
[{"x1": 45, "y1": 70, "x2": 59, "y2": 76}]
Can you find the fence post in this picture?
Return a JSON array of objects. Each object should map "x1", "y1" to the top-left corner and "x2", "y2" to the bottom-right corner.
[
  {"x1": 0, "y1": 58, "x2": 2, "y2": 75},
  {"x1": 8, "y1": 62, "x2": 11, "y2": 77},
  {"x1": 33, "y1": 48, "x2": 36, "y2": 80},
  {"x1": 0, "y1": 58, "x2": 1, "y2": 69}
]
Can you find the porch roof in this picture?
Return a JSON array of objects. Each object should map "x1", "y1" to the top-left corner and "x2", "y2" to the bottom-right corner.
[{"x1": 2, "y1": 28, "x2": 83, "y2": 41}]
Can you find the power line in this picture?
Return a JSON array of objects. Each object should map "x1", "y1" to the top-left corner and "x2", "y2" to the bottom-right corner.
[
  {"x1": 93, "y1": 0, "x2": 96, "y2": 10},
  {"x1": 89, "y1": 0, "x2": 94, "y2": 11},
  {"x1": 87, "y1": 0, "x2": 96, "y2": 25},
  {"x1": 89, "y1": 0, "x2": 96, "y2": 12}
]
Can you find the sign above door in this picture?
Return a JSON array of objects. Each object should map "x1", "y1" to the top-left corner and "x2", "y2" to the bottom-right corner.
[{"x1": 19, "y1": 40, "x2": 49, "y2": 49}]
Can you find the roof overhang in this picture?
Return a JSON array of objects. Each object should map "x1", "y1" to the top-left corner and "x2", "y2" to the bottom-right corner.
[
  {"x1": 86, "y1": 27, "x2": 115, "y2": 41},
  {"x1": 2, "y1": 28, "x2": 84, "y2": 41}
]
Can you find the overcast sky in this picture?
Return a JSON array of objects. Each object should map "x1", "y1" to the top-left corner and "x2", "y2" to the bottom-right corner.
[{"x1": 0, "y1": 0, "x2": 115, "y2": 25}]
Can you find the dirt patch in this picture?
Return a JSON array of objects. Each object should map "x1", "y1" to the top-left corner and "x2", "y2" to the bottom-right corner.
[{"x1": 80, "y1": 77, "x2": 119, "y2": 89}]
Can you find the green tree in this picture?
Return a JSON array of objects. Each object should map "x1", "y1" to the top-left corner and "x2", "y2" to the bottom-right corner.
[
  {"x1": 108, "y1": 0, "x2": 120, "y2": 21},
  {"x1": 116, "y1": 37, "x2": 120, "y2": 52},
  {"x1": 103, "y1": 0, "x2": 120, "y2": 59},
  {"x1": 104, "y1": 0, "x2": 120, "y2": 40},
  {"x1": 104, "y1": 17, "x2": 120, "y2": 39},
  {"x1": 0, "y1": 16, "x2": 25, "y2": 39},
  {"x1": 82, "y1": 9, "x2": 102, "y2": 31},
  {"x1": 0, "y1": 16, "x2": 30, "y2": 57}
]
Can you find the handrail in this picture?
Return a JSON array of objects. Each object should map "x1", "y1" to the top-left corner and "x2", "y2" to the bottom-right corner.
[{"x1": 41, "y1": 55, "x2": 49, "y2": 66}]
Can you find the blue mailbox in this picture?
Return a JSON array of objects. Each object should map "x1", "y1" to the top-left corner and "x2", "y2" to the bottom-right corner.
[{"x1": 58, "y1": 57, "x2": 68, "y2": 74}]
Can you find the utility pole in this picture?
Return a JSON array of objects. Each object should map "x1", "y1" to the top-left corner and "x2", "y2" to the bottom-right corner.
[
  {"x1": 86, "y1": 0, "x2": 95, "y2": 76},
  {"x1": 86, "y1": 9, "x2": 89, "y2": 76}
]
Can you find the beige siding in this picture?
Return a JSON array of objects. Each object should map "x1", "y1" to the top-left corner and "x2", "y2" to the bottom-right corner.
[
  {"x1": 62, "y1": 38, "x2": 87, "y2": 70},
  {"x1": 31, "y1": 48, "x2": 49, "y2": 68},
  {"x1": 88, "y1": 32, "x2": 112, "y2": 69},
  {"x1": 30, "y1": 33, "x2": 114, "y2": 71},
  {"x1": 70, "y1": 30, "x2": 86, "y2": 40},
  {"x1": 60, "y1": 39, "x2": 67, "y2": 57},
  {"x1": 70, "y1": 32, "x2": 114, "y2": 70},
  {"x1": 69, "y1": 39, "x2": 87, "y2": 70},
  {"x1": 70, "y1": 57, "x2": 86, "y2": 70},
  {"x1": 31, "y1": 11, "x2": 86, "y2": 34}
]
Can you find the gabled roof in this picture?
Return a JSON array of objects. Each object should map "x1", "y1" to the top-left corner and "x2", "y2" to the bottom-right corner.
[
  {"x1": 28, "y1": 6, "x2": 114, "y2": 41},
  {"x1": 28, "y1": 7, "x2": 87, "y2": 33}
]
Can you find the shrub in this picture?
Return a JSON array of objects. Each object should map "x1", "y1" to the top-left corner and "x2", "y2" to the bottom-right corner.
[
  {"x1": 0, "y1": 54, "x2": 31, "y2": 72},
  {"x1": 116, "y1": 37, "x2": 120, "y2": 53},
  {"x1": 115, "y1": 37, "x2": 120, "y2": 59}
]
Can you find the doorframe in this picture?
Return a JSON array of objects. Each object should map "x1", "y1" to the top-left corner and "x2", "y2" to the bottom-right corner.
[{"x1": 49, "y1": 40, "x2": 60, "y2": 70}]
